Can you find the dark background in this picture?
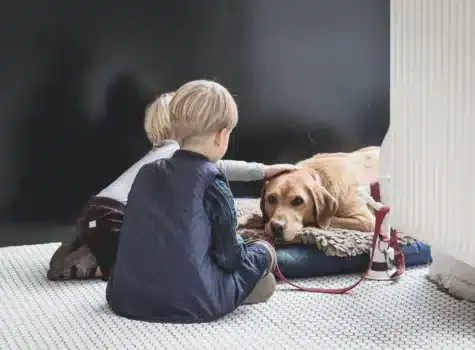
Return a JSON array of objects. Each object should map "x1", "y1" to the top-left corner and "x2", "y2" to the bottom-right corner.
[{"x1": 0, "y1": 0, "x2": 389, "y2": 245}]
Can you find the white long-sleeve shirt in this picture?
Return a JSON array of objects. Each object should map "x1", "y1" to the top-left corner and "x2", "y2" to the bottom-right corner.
[{"x1": 97, "y1": 140, "x2": 265, "y2": 204}]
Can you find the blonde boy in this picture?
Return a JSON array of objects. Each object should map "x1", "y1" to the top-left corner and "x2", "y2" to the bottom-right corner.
[{"x1": 106, "y1": 80, "x2": 280, "y2": 323}]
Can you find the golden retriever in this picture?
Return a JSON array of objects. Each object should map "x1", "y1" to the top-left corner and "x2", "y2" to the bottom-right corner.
[{"x1": 261, "y1": 146, "x2": 380, "y2": 242}]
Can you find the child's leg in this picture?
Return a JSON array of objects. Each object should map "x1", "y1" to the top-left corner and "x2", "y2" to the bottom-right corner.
[
  {"x1": 80, "y1": 196, "x2": 125, "y2": 280},
  {"x1": 85, "y1": 228, "x2": 121, "y2": 281},
  {"x1": 233, "y1": 239, "x2": 278, "y2": 305},
  {"x1": 47, "y1": 196, "x2": 124, "y2": 281},
  {"x1": 48, "y1": 213, "x2": 99, "y2": 280}
]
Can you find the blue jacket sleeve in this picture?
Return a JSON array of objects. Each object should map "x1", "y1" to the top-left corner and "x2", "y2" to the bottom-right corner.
[{"x1": 203, "y1": 176, "x2": 246, "y2": 272}]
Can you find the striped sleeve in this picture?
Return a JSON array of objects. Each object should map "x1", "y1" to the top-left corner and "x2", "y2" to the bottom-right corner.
[{"x1": 203, "y1": 177, "x2": 245, "y2": 271}]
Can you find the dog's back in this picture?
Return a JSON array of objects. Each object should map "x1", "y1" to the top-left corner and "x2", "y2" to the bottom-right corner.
[
  {"x1": 297, "y1": 146, "x2": 380, "y2": 185},
  {"x1": 296, "y1": 147, "x2": 380, "y2": 217}
]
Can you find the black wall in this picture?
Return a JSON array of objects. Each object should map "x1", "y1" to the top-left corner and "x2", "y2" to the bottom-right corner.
[{"x1": 0, "y1": 0, "x2": 389, "y2": 225}]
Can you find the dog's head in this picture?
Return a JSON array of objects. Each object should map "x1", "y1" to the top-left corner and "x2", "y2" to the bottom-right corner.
[{"x1": 260, "y1": 168, "x2": 338, "y2": 242}]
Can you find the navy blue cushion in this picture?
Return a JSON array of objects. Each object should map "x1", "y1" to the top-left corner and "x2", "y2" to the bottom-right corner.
[{"x1": 276, "y1": 241, "x2": 432, "y2": 278}]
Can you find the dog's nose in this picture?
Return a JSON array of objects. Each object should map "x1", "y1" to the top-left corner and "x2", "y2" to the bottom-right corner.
[{"x1": 270, "y1": 221, "x2": 285, "y2": 237}]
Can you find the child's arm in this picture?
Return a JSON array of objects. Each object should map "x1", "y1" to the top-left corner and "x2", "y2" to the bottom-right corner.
[
  {"x1": 216, "y1": 160, "x2": 296, "y2": 182},
  {"x1": 216, "y1": 160, "x2": 265, "y2": 182},
  {"x1": 203, "y1": 176, "x2": 246, "y2": 271}
]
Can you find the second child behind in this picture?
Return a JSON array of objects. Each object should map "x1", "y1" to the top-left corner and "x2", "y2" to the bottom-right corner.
[{"x1": 107, "y1": 80, "x2": 278, "y2": 323}]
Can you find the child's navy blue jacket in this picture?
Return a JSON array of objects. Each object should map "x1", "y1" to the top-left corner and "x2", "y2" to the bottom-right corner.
[{"x1": 106, "y1": 150, "x2": 269, "y2": 323}]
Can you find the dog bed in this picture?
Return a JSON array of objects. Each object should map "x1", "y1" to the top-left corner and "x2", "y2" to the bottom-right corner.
[{"x1": 235, "y1": 198, "x2": 432, "y2": 278}]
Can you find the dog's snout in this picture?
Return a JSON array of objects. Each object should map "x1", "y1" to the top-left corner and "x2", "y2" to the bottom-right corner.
[{"x1": 270, "y1": 221, "x2": 285, "y2": 237}]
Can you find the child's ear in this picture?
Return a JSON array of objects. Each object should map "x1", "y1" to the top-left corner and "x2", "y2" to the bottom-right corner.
[{"x1": 215, "y1": 128, "x2": 230, "y2": 146}]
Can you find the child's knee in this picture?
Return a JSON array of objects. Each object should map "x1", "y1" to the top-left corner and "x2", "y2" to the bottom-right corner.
[{"x1": 247, "y1": 240, "x2": 277, "y2": 275}]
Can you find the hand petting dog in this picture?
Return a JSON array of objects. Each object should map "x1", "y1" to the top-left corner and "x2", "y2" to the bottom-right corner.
[{"x1": 263, "y1": 164, "x2": 297, "y2": 179}]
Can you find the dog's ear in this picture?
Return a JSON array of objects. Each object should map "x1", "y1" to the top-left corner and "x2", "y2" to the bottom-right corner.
[
  {"x1": 310, "y1": 184, "x2": 338, "y2": 230},
  {"x1": 260, "y1": 181, "x2": 269, "y2": 223},
  {"x1": 260, "y1": 169, "x2": 295, "y2": 224}
]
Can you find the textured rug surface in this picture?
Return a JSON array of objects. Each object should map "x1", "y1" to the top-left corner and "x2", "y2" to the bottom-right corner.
[
  {"x1": 236, "y1": 198, "x2": 414, "y2": 256},
  {"x1": 428, "y1": 250, "x2": 475, "y2": 302},
  {"x1": 1, "y1": 243, "x2": 474, "y2": 350}
]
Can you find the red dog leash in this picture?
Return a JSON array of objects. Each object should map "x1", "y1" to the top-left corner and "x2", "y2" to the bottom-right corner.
[{"x1": 272, "y1": 182, "x2": 405, "y2": 294}]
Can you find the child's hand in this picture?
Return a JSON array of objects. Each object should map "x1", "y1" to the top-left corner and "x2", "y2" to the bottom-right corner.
[{"x1": 263, "y1": 164, "x2": 297, "y2": 179}]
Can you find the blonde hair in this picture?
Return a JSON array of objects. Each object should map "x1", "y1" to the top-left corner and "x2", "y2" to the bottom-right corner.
[
  {"x1": 169, "y1": 80, "x2": 238, "y2": 145},
  {"x1": 144, "y1": 92, "x2": 175, "y2": 146}
]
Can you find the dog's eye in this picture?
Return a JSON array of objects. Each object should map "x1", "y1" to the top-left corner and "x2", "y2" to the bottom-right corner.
[
  {"x1": 292, "y1": 196, "x2": 304, "y2": 206},
  {"x1": 267, "y1": 194, "x2": 277, "y2": 204}
]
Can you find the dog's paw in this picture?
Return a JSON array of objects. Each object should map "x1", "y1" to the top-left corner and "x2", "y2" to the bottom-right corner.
[{"x1": 238, "y1": 213, "x2": 265, "y2": 229}]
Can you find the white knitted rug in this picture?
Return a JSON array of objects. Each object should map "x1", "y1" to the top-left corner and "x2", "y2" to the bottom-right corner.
[
  {"x1": 1, "y1": 243, "x2": 475, "y2": 350},
  {"x1": 428, "y1": 250, "x2": 475, "y2": 302}
]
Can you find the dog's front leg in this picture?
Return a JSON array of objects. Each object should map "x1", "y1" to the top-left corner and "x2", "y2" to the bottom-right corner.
[
  {"x1": 237, "y1": 213, "x2": 265, "y2": 229},
  {"x1": 329, "y1": 215, "x2": 375, "y2": 232}
]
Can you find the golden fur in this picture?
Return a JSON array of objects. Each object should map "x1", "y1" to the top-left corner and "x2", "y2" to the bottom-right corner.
[{"x1": 260, "y1": 146, "x2": 380, "y2": 242}]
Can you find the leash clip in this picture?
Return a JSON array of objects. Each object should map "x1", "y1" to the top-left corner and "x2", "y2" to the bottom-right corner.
[{"x1": 383, "y1": 247, "x2": 397, "y2": 278}]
